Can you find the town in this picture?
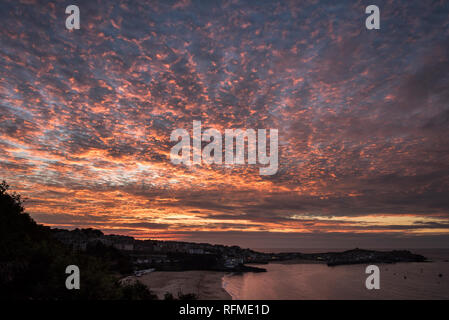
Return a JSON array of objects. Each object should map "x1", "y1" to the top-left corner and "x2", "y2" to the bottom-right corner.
[{"x1": 52, "y1": 228, "x2": 271, "y2": 275}]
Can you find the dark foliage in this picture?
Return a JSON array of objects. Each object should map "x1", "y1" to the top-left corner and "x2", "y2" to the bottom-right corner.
[
  {"x1": 163, "y1": 292, "x2": 175, "y2": 300},
  {"x1": 166, "y1": 252, "x2": 222, "y2": 271},
  {"x1": 0, "y1": 181, "x2": 156, "y2": 300},
  {"x1": 177, "y1": 292, "x2": 199, "y2": 300}
]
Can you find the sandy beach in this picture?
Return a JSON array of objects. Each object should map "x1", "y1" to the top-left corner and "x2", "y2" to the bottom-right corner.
[{"x1": 124, "y1": 271, "x2": 231, "y2": 300}]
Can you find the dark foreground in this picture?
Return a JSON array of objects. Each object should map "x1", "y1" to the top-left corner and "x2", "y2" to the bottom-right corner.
[{"x1": 0, "y1": 181, "x2": 428, "y2": 300}]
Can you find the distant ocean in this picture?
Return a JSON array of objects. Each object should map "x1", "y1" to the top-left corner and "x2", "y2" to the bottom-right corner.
[{"x1": 222, "y1": 249, "x2": 449, "y2": 299}]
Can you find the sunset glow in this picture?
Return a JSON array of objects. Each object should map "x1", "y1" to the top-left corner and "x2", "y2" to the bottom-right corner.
[{"x1": 1, "y1": 0, "x2": 449, "y2": 248}]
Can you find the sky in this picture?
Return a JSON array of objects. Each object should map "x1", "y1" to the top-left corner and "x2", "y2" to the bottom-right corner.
[{"x1": 1, "y1": 0, "x2": 449, "y2": 248}]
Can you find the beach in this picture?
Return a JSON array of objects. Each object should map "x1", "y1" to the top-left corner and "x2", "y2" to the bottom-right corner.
[{"x1": 125, "y1": 271, "x2": 231, "y2": 300}]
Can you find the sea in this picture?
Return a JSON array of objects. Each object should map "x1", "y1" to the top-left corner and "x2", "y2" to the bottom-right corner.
[{"x1": 222, "y1": 248, "x2": 449, "y2": 299}]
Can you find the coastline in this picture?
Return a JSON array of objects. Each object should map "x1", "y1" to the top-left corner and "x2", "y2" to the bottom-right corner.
[
  {"x1": 118, "y1": 249, "x2": 435, "y2": 300},
  {"x1": 124, "y1": 271, "x2": 231, "y2": 300}
]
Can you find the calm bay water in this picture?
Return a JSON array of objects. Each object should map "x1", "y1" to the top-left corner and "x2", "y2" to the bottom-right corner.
[{"x1": 222, "y1": 249, "x2": 449, "y2": 300}]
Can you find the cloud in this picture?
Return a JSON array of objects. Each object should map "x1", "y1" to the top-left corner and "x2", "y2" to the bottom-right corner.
[{"x1": 0, "y1": 0, "x2": 448, "y2": 247}]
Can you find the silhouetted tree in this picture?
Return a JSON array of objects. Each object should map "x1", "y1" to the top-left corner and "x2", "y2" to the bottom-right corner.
[{"x1": 0, "y1": 181, "x2": 156, "y2": 300}]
